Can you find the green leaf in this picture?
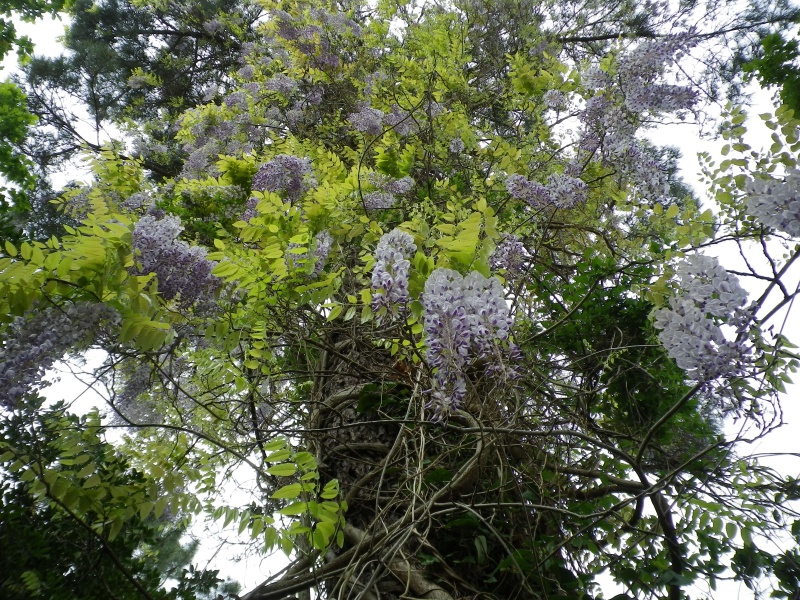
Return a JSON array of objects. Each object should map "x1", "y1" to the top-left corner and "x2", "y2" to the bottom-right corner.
[
  {"x1": 271, "y1": 483, "x2": 302, "y2": 500},
  {"x1": 154, "y1": 496, "x2": 168, "y2": 519},
  {"x1": 267, "y1": 463, "x2": 298, "y2": 477},
  {"x1": 313, "y1": 521, "x2": 336, "y2": 549},
  {"x1": 265, "y1": 449, "x2": 292, "y2": 462},
  {"x1": 321, "y1": 479, "x2": 340, "y2": 500},
  {"x1": 251, "y1": 517, "x2": 265, "y2": 538},
  {"x1": 665, "y1": 204, "x2": 680, "y2": 219},
  {"x1": 278, "y1": 501, "x2": 308, "y2": 516},
  {"x1": 726, "y1": 522, "x2": 737, "y2": 538},
  {"x1": 138, "y1": 501, "x2": 153, "y2": 521},
  {"x1": 108, "y1": 516, "x2": 124, "y2": 541}
]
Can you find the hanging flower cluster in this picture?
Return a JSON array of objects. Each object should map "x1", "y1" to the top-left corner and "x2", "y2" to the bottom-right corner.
[
  {"x1": 383, "y1": 104, "x2": 417, "y2": 136},
  {"x1": 449, "y1": 138, "x2": 465, "y2": 153},
  {"x1": 422, "y1": 269, "x2": 515, "y2": 419},
  {"x1": 348, "y1": 105, "x2": 385, "y2": 136},
  {"x1": 349, "y1": 102, "x2": 423, "y2": 137},
  {"x1": 264, "y1": 73, "x2": 298, "y2": 96},
  {"x1": 363, "y1": 174, "x2": 415, "y2": 210},
  {"x1": 745, "y1": 170, "x2": 800, "y2": 237},
  {"x1": 653, "y1": 254, "x2": 749, "y2": 381},
  {"x1": 577, "y1": 37, "x2": 697, "y2": 203},
  {"x1": 543, "y1": 89, "x2": 566, "y2": 109},
  {"x1": 490, "y1": 234, "x2": 527, "y2": 274},
  {"x1": 616, "y1": 38, "x2": 698, "y2": 113},
  {"x1": 0, "y1": 303, "x2": 119, "y2": 408},
  {"x1": 370, "y1": 229, "x2": 416, "y2": 318},
  {"x1": 286, "y1": 230, "x2": 333, "y2": 278},
  {"x1": 132, "y1": 213, "x2": 220, "y2": 308},
  {"x1": 252, "y1": 154, "x2": 316, "y2": 201},
  {"x1": 506, "y1": 172, "x2": 587, "y2": 209},
  {"x1": 363, "y1": 192, "x2": 397, "y2": 210},
  {"x1": 271, "y1": 7, "x2": 360, "y2": 68}
]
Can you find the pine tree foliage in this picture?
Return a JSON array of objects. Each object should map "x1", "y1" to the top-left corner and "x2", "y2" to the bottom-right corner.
[{"x1": 2, "y1": 1, "x2": 800, "y2": 599}]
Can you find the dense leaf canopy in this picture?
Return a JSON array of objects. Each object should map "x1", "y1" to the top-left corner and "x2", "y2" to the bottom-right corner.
[{"x1": 2, "y1": 1, "x2": 800, "y2": 600}]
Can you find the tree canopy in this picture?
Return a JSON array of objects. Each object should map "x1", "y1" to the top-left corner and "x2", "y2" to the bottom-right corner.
[{"x1": 2, "y1": 1, "x2": 800, "y2": 599}]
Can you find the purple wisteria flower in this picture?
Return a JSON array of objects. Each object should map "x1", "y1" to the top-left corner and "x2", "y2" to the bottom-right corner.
[
  {"x1": 543, "y1": 89, "x2": 566, "y2": 109},
  {"x1": 0, "y1": 303, "x2": 120, "y2": 409},
  {"x1": 265, "y1": 74, "x2": 298, "y2": 95},
  {"x1": 575, "y1": 37, "x2": 698, "y2": 203},
  {"x1": 252, "y1": 155, "x2": 316, "y2": 201},
  {"x1": 223, "y1": 91, "x2": 248, "y2": 109},
  {"x1": 546, "y1": 173, "x2": 588, "y2": 208},
  {"x1": 367, "y1": 173, "x2": 415, "y2": 195},
  {"x1": 285, "y1": 230, "x2": 333, "y2": 278},
  {"x1": 422, "y1": 269, "x2": 515, "y2": 420},
  {"x1": 653, "y1": 254, "x2": 749, "y2": 381},
  {"x1": 121, "y1": 192, "x2": 152, "y2": 212},
  {"x1": 371, "y1": 229, "x2": 416, "y2": 319},
  {"x1": 364, "y1": 191, "x2": 397, "y2": 210},
  {"x1": 617, "y1": 38, "x2": 697, "y2": 113},
  {"x1": 308, "y1": 86, "x2": 324, "y2": 105},
  {"x1": 132, "y1": 213, "x2": 221, "y2": 309},
  {"x1": 348, "y1": 105, "x2": 385, "y2": 136},
  {"x1": 449, "y1": 138, "x2": 465, "y2": 154},
  {"x1": 581, "y1": 66, "x2": 610, "y2": 90},
  {"x1": 310, "y1": 7, "x2": 363, "y2": 36},
  {"x1": 311, "y1": 230, "x2": 333, "y2": 278},
  {"x1": 490, "y1": 234, "x2": 527, "y2": 273},
  {"x1": 383, "y1": 104, "x2": 417, "y2": 136},
  {"x1": 506, "y1": 174, "x2": 550, "y2": 207},
  {"x1": 746, "y1": 170, "x2": 800, "y2": 237},
  {"x1": 506, "y1": 173, "x2": 587, "y2": 209},
  {"x1": 237, "y1": 65, "x2": 255, "y2": 80}
]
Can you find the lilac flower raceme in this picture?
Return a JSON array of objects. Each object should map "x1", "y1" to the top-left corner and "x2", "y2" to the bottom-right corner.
[
  {"x1": 252, "y1": 155, "x2": 316, "y2": 202},
  {"x1": 371, "y1": 229, "x2": 416, "y2": 318},
  {"x1": 0, "y1": 303, "x2": 119, "y2": 409},
  {"x1": 367, "y1": 173, "x2": 415, "y2": 195},
  {"x1": 422, "y1": 269, "x2": 515, "y2": 420},
  {"x1": 348, "y1": 105, "x2": 385, "y2": 136},
  {"x1": 265, "y1": 74, "x2": 298, "y2": 96},
  {"x1": 746, "y1": 171, "x2": 800, "y2": 237},
  {"x1": 490, "y1": 234, "x2": 527, "y2": 274},
  {"x1": 364, "y1": 192, "x2": 397, "y2": 210},
  {"x1": 449, "y1": 138, "x2": 465, "y2": 153},
  {"x1": 285, "y1": 230, "x2": 332, "y2": 278},
  {"x1": 132, "y1": 213, "x2": 221, "y2": 309},
  {"x1": 653, "y1": 254, "x2": 749, "y2": 382},
  {"x1": 311, "y1": 230, "x2": 333, "y2": 278},
  {"x1": 383, "y1": 104, "x2": 417, "y2": 136},
  {"x1": 506, "y1": 173, "x2": 587, "y2": 209},
  {"x1": 506, "y1": 174, "x2": 550, "y2": 207},
  {"x1": 576, "y1": 38, "x2": 697, "y2": 203}
]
